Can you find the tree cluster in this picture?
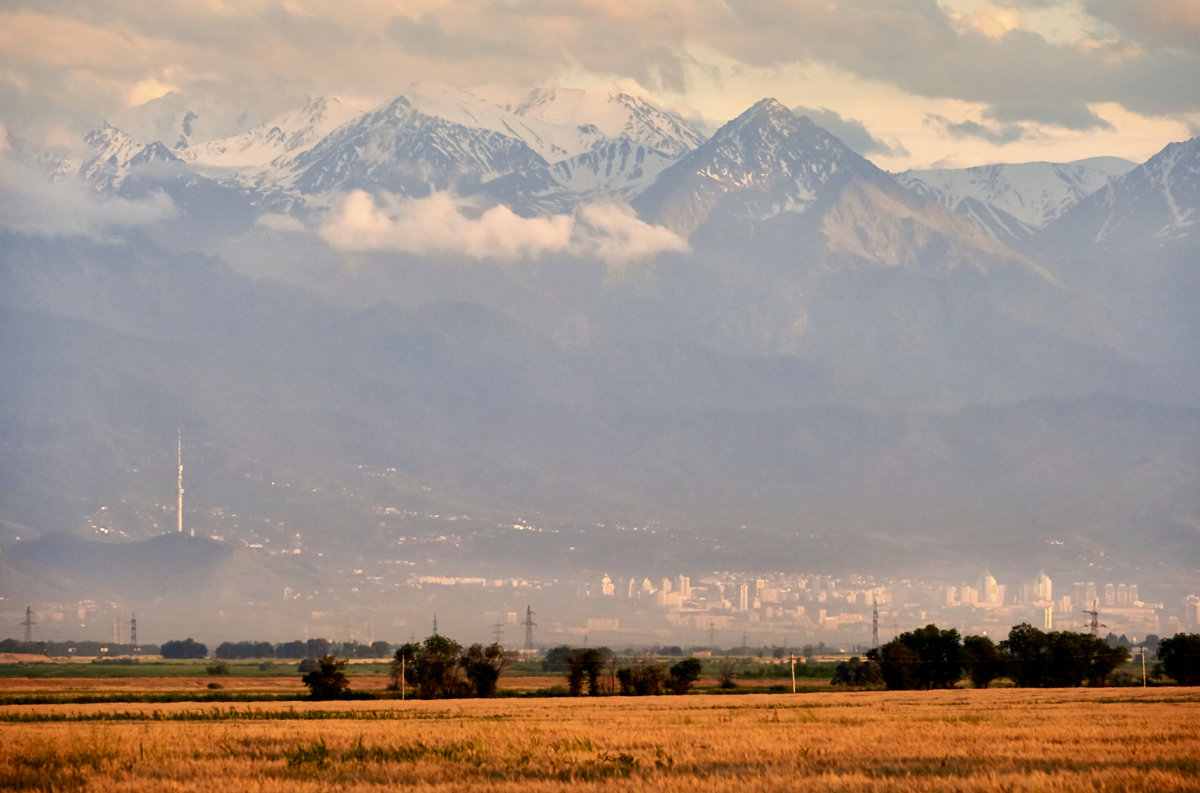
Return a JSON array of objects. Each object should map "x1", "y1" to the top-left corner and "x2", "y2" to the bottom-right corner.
[
  {"x1": 161, "y1": 638, "x2": 208, "y2": 659},
  {"x1": 858, "y1": 623, "x2": 1130, "y2": 690},
  {"x1": 831, "y1": 656, "x2": 882, "y2": 687},
  {"x1": 390, "y1": 635, "x2": 511, "y2": 699},
  {"x1": 1156, "y1": 633, "x2": 1200, "y2": 685},
  {"x1": 1000, "y1": 623, "x2": 1128, "y2": 687},
  {"x1": 218, "y1": 639, "x2": 391, "y2": 659},
  {"x1": 300, "y1": 654, "x2": 351, "y2": 699}
]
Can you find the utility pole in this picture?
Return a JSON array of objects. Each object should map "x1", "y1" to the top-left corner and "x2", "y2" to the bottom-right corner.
[{"x1": 493, "y1": 620, "x2": 504, "y2": 645}]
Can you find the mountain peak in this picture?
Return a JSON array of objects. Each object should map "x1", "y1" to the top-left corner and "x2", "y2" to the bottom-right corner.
[
  {"x1": 633, "y1": 98, "x2": 871, "y2": 236},
  {"x1": 723, "y1": 98, "x2": 799, "y2": 133}
]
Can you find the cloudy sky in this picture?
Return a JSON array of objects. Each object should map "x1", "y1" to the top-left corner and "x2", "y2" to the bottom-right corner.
[{"x1": 1, "y1": 0, "x2": 1198, "y2": 169}]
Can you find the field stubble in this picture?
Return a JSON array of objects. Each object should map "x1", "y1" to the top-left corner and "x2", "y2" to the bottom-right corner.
[{"x1": 1, "y1": 687, "x2": 1197, "y2": 792}]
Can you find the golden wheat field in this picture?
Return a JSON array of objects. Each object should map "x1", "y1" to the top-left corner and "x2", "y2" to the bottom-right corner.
[{"x1": 2, "y1": 688, "x2": 1198, "y2": 792}]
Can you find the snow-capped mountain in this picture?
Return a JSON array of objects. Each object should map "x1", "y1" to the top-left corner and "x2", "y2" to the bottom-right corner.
[
  {"x1": 284, "y1": 89, "x2": 554, "y2": 198},
  {"x1": 632, "y1": 99, "x2": 874, "y2": 236},
  {"x1": 79, "y1": 124, "x2": 183, "y2": 192},
  {"x1": 1043, "y1": 138, "x2": 1199, "y2": 253},
  {"x1": 631, "y1": 98, "x2": 1022, "y2": 274},
  {"x1": 179, "y1": 96, "x2": 369, "y2": 174},
  {"x1": 897, "y1": 158, "x2": 1135, "y2": 245},
  {"x1": 504, "y1": 88, "x2": 706, "y2": 158}
]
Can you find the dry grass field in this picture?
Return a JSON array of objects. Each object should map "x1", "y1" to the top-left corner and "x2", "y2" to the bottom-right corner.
[{"x1": 1, "y1": 688, "x2": 1197, "y2": 792}]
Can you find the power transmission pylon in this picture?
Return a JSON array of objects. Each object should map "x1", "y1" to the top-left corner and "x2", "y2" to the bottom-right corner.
[
  {"x1": 523, "y1": 605, "x2": 536, "y2": 653},
  {"x1": 1082, "y1": 600, "x2": 1106, "y2": 637},
  {"x1": 21, "y1": 606, "x2": 35, "y2": 644}
]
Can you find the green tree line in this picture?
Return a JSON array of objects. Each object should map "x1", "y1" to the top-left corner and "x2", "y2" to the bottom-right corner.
[{"x1": 831, "y1": 624, "x2": 1200, "y2": 690}]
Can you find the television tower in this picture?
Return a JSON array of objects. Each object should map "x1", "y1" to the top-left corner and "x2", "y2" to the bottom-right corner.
[
  {"x1": 177, "y1": 431, "x2": 192, "y2": 537},
  {"x1": 872, "y1": 595, "x2": 879, "y2": 648},
  {"x1": 21, "y1": 605, "x2": 35, "y2": 644}
]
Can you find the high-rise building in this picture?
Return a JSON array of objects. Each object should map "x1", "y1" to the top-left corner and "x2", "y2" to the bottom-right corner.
[
  {"x1": 600, "y1": 574, "x2": 614, "y2": 597},
  {"x1": 979, "y1": 571, "x2": 1000, "y2": 604},
  {"x1": 738, "y1": 584, "x2": 749, "y2": 612},
  {"x1": 1036, "y1": 570, "x2": 1052, "y2": 602}
]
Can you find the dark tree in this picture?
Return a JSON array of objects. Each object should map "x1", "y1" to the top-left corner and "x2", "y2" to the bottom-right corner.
[
  {"x1": 667, "y1": 657, "x2": 704, "y2": 694},
  {"x1": 1000, "y1": 623, "x2": 1048, "y2": 687},
  {"x1": 1157, "y1": 633, "x2": 1200, "y2": 685},
  {"x1": 831, "y1": 656, "x2": 882, "y2": 688},
  {"x1": 405, "y1": 635, "x2": 468, "y2": 699},
  {"x1": 963, "y1": 635, "x2": 1004, "y2": 689},
  {"x1": 542, "y1": 645, "x2": 572, "y2": 673},
  {"x1": 1002, "y1": 624, "x2": 1128, "y2": 687},
  {"x1": 161, "y1": 638, "x2": 208, "y2": 659},
  {"x1": 390, "y1": 642, "x2": 419, "y2": 691},
  {"x1": 616, "y1": 656, "x2": 666, "y2": 695},
  {"x1": 461, "y1": 642, "x2": 511, "y2": 698},
  {"x1": 276, "y1": 640, "x2": 307, "y2": 659},
  {"x1": 868, "y1": 625, "x2": 962, "y2": 690},
  {"x1": 370, "y1": 640, "x2": 392, "y2": 658},
  {"x1": 565, "y1": 648, "x2": 606, "y2": 696},
  {"x1": 716, "y1": 658, "x2": 738, "y2": 689},
  {"x1": 301, "y1": 654, "x2": 351, "y2": 699},
  {"x1": 869, "y1": 641, "x2": 921, "y2": 690}
]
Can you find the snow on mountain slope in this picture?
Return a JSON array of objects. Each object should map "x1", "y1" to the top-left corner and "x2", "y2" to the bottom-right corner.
[
  {"x1": 284, "y1": 89, "x2": 556, "y2": 197},
  {"x1": 478, "y1": 139, "x2": 682, "y2": 215},
  {"x1": 897, "y1": 158, "x2": 1135, "y2": 243},
  {"x1": 80, "y1": 124, "x2": 183, "y2": 191},
  {"x1": 633, "y1": 99, "x2": 878, "y2": 236},
  {"x1": 394, "y1": 83, "x2": 607, "y2": 162},
  {"x1": 1044, "y1": 137, "x2": 1200, "y2": 250},
  {"x1": 179, "y1": 96, "x2": 369, "y2": 172},
  {"x1": 503, "y1": 88, "x2": 706, "y2": 158}
]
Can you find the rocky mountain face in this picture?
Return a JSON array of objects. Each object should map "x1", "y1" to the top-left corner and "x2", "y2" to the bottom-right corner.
[{"x1": 3, "y1": 88, "x2": 1199, "y2": 588}]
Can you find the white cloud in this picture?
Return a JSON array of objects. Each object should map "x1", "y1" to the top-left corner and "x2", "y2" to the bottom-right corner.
[
  {"x1": 572, "y1": 202, "x2": 689, "y2": 264},
  {"x1": 0, "y1": 142, "x2": 177, "y2": 236},
  {"x1": 319, "y1": 190, "x2": 687, "y2": 265},
  {"x1": 255, "y1": 212, "x2": 307, "y2": 233}
]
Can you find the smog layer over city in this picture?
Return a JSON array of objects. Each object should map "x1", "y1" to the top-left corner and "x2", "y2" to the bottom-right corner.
[{"x1": 1, "y1": 1, "x2": 1199, "y2": 658}]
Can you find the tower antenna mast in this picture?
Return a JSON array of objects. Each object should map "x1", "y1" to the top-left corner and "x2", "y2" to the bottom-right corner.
[
  {"x1": 872, "y1": 594, "x2": 880, "y2": 649},
  {"x1": 177, "y1": 431, "x2": 184, "y2": 535}
]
